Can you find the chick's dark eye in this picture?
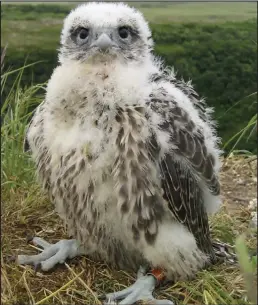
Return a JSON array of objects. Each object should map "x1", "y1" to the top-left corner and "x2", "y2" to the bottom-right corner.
[
  {"x1": 79, "y1": 28, "x2": 89, "y2": 40},
  {"x1": 118, "y1": 27, "x2": 129, "y2": 39}
]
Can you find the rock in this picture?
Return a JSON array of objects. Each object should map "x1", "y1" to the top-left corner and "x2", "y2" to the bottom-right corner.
[{"x1": 248, "y1": 198, "x2": 257, "y2": 211}]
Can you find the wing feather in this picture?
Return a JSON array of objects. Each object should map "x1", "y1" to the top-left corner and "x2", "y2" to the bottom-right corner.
[{"x1": 147, "y1": 84, "x2": 220, "y2": 257}]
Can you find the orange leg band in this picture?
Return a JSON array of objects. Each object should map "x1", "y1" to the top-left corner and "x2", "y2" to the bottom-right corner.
[{"x1": 148, "y1": 267, "x2": 166, "y2": 285}]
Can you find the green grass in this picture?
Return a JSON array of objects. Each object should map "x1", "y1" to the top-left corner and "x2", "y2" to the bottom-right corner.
[
  {"x1": 1, "y1": 20, "x2": 62, "y2": 50},
  {"x1": 138, "y1": 3, "x2": 257, "y2": 23},
  {"x1": 1, "y1": 62, "x2": 44, "y2": 189},
  {"x1": 222, "y1": 92, "x2": 257, "y2": 156}
]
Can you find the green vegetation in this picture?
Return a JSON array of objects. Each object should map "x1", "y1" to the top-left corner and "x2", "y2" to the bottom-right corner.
[
  {"x1": 1, "y1": 3, "x2": 256, "y2": 154},
  {"x1": 1, "y1": 63, "x2": 43, "y2": 190},
  {"x1": 235, "y1": 235, "x2": 257, "y2": 304},
  {"x1": 153, "y1": 22, "x2": 257, "y2": 154},
  {"x1": 2, "y1": 2, "x2": 257, "y2": 23}
]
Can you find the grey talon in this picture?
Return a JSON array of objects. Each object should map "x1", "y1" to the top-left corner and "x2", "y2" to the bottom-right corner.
[
  {"x1": 26, "y1": 234, "x2": 34, "y2": 244},
  {"x1": 17, "y1": 238, "x2": 80, "y2": 272}
]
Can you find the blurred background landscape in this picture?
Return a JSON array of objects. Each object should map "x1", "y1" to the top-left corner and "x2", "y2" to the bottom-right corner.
[{"x1": 1, "y1": 1, "x2": 257, "y2": 154}]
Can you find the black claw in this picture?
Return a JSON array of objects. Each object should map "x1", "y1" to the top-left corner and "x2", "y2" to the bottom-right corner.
[
  {"x1": 98, "y1": 294, "x2": 107, "y2": 300},
  {"x1": 34, "y1": 262, "x2": 42, "y2": 273},
  {"x1": 5, "y1": 255, "x2": 16, "y2": 263},
  {"x1": 26, "y1": 234, "x2": 34, "y2": 244}
]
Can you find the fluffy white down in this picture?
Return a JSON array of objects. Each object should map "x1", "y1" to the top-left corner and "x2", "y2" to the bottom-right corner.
[
  {"x1": 44, "y1": 59, "x2": 154, "y2": 154},
  {"x1": 142, "y1": 221, "x2": 208, "y2": 279},
  {"x1": 42, "y1": 56, "x2": 221, "y2": 230}
]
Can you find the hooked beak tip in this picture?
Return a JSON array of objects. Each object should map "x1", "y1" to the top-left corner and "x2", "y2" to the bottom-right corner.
[{"x1": 90, "y1": 33, "x2": 117, "y2": 51}]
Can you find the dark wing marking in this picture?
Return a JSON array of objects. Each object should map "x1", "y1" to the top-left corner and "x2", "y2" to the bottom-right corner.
[
  {"x1": 147, "y1": 96, "x2": 219, "y2": 258},
  {"x1": 172, "y1": 79, "x2": 210, "y2": 124},
  {"x1": 23, "y1": 119, "x2": 33, "y2": 152},
  {"x1": 160, "y1": 154, "x2": 214, "y2": 257},
  {"x1": 151, "y1": 71, "x2": 211, "y2": 124}
]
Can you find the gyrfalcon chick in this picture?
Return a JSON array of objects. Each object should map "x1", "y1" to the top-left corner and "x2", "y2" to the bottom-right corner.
[{"x1": 18, "y1": 2, "x2": 222, "y2": 304}]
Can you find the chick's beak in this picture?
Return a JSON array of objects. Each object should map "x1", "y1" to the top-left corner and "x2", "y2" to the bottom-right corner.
[{"x1": 90, "y1": 33, "x2": 117, "y2": 52}]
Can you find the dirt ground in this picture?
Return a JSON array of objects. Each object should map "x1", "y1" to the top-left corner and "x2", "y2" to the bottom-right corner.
[
  {"x1": 220, "y1": 156, "x2": 257, "y2": 213},
  {"x1": 1, "y1": 156, "x2": 257, "y2": 305}
]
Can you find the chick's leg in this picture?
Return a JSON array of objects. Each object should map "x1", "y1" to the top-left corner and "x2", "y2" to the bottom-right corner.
[
  {"x1": 101, "y1": 266, "x2": 174, "y2": 305},
  {"x1": 17, "y1": 237, "x2": 81, "y2": 271}
]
